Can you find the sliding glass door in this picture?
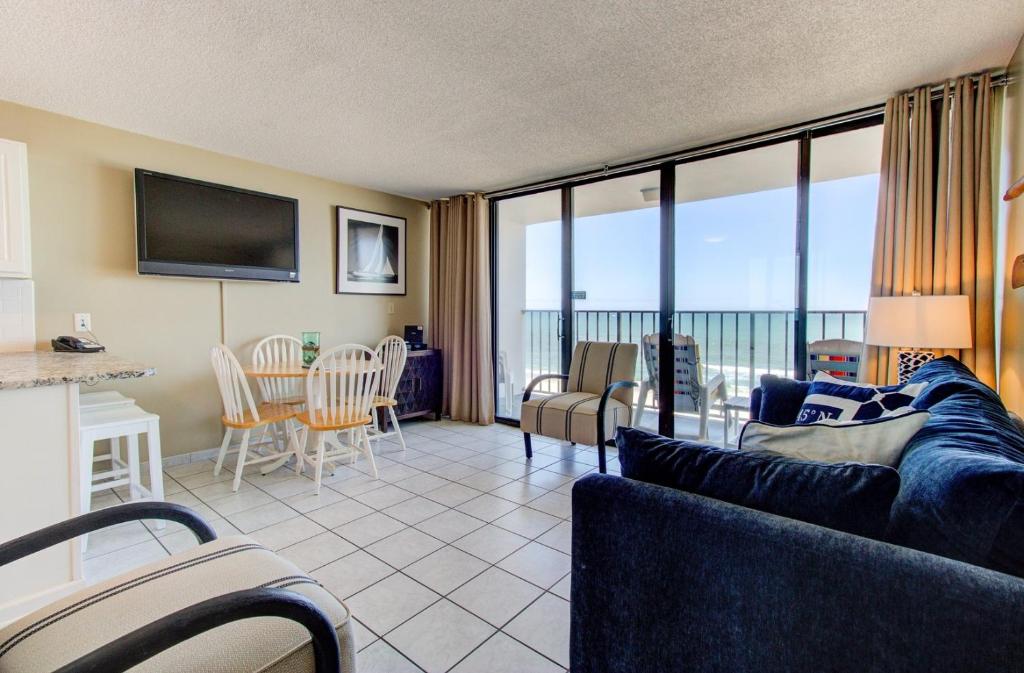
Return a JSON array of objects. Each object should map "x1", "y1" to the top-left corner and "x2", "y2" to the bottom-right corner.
[
  {"x1": 674, "y1": 142, "x2": 798, "y2": 441},
  {"x1": 807, "y1": 125, "x2": 883, "y2": 343},
  {"x1": 491, "y1": 121, "x2": 883, "y2": 442},
  {"x1": 572, "y1": 172, "x2": 661, "y2": 432},
  {"x1": 495, "y1": 190, "x2": 561, "y2": 420}
]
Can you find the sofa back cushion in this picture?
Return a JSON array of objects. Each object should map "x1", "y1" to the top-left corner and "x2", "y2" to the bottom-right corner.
[
  {"x1": 888, "y1": 357, "x2": 1024, "y2": 577},
  {"x1": 617, "y1": 427, "x2": 900, "y2": 539},
  {"x1": 757, "y1": 374, "x2": 810, "y2": 425}
]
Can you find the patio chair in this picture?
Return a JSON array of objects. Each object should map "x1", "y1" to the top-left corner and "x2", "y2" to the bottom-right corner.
[
  {"x1": 807, "y1": 338, "x2": 864, "y2": 381},
  {"x1": 0, "y1": 501, "x2": 353, "y2": 672},
  {"x1": 634, "y1": 334, "x2": 727, "y2": 441},
  {"x1": 520, "y1": 341, "x2": 638, "y2": 473}
]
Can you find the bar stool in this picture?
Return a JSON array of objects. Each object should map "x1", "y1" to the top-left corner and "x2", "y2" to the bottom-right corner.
[
  {"x1": 81, "y1": 391, "x2": 136, "y2": 485},
  {"x1": 79, "y1": 405, "x2": 164, "y2": 519}
]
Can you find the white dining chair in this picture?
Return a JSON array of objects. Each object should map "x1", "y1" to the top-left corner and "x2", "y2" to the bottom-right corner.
[
  {"x1": 252, "y1": 334, "x2": 305, "y2": 406},
  {"x1": 295, "y1": 344, "x2": 382, "y2": 493},
  {"x1": 210, "y1": 344, "x2": 298, "y2": 492},
  {"x1": 368, "y1": 335, "x2": 408, "y2": 452}
]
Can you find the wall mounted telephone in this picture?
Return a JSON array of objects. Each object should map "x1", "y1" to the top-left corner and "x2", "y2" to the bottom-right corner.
[{"x1": 51, "y1": 335, "x2": 105, "y2": 353}]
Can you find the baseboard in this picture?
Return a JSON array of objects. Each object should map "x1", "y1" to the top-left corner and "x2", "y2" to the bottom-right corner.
[
  {"x1": 0, "y1": 578, "x2": 86, "y2": 627},
  {"x1": 160, "y1": 446, "x2": 220, "y2": 468}
]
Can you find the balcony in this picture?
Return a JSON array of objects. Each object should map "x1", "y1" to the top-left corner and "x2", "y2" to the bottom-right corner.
[{"x1": 499, "y1": 308, "x2": 866, "y2": 442}]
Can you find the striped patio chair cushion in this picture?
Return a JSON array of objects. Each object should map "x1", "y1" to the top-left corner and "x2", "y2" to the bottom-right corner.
[
  {"x1": 0, "y1": 536, "x2": 355, "y2": 673},
  {"x1": 521, "y1": 391, "x2": 629, "y2": 446}
]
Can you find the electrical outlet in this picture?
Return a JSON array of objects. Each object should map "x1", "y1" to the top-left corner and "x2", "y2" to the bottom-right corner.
[
  {"x1": 74, "y1": 313, "x2": 91, "y2": 332},
  {"x1": 387, "y1": 302, "x2": 395, "y2": 315}
]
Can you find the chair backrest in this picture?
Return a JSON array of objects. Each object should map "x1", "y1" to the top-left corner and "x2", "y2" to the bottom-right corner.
[
  {"x1": 375, "y1": 335, "x2": 408, "y2": 399},
  {"x1": 252, "y1": 335, "x2": 304, "y2": 403},
  {"x1": 567, "y1": 341, "x2": 639, "y2": 406},
  {"x1": 807, "y1": 339, "x2": 864, "y2": 381},
  {"x1": 211, "y1": 344, "x2": 260, "y2": 425},
  {"x1": 305, "y1": 344, "x2": 381, "y2": 426},
  {"x1": 641, "y1": 334, "x2": 704, "y2": 413}
]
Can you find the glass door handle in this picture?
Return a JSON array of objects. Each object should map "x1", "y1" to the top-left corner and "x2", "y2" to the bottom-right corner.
[{"x1": 557, "y1": 316, "x2": 564, "y2": 341}]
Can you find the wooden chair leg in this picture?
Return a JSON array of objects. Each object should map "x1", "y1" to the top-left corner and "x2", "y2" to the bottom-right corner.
[
  {"x1": 313, "y1": 432, "x2": 326, "y2": 495},
  {"x1": 360, "y1": 426, "x2": 379, "y2": 479},
  {"x1": 388, "y1": 407, "x2": 406, "y2": 451},
  {"x1": 524, "y1": 432, "x2": 533, "y2": 459},
  {"x1": 293, "y1": 424, "x2": 306, "y2": 476},
  {"x1": 214, "y1": 429, "x2": 231, "y2": 476},
  {"x1": 232, "y1": 429, "x2": 251, "y2": 492}
]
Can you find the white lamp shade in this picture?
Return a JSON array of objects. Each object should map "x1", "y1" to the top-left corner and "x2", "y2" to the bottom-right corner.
[{"x1": 865, "y1": 295, "x2": 972, "y2": 349}]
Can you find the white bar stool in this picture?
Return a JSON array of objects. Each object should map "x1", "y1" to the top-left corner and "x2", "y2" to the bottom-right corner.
[
  {"x1": 79, "y1": 405, "x2": 164, "y2": 520},
  {"x1": 81, "y1": 390, "x2": 135, "y2": 411},
  {"x1": 81, "y1": 391, "x2": 136, "y2": 483}
]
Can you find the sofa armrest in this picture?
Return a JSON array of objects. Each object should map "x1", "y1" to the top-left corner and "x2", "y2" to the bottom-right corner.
[
  {"x1": 749, "y1": 385, "x2": 762, "y2": 420},
  {"x1": 571, "y1": 474, "x2": 1024, "y2": 673}
]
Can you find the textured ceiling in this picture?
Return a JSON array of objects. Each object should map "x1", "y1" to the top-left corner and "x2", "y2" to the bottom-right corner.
[{"x1": 1, "y1": 1, "x2": 1022, "y2": 200}]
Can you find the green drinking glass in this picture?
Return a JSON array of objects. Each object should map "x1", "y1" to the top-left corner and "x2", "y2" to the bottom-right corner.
[{"x1": 301, "y1": 331, "x2": 320, "y2": 367}]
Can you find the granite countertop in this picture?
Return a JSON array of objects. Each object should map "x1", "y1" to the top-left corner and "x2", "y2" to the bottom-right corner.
[{"x1": 0, "y1": 351, "x2": 155, "y2": 390}]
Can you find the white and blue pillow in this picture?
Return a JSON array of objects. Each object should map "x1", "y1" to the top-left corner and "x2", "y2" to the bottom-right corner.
[{"x1": 796, "y1": 372, "x2": 928, "y2": 424}]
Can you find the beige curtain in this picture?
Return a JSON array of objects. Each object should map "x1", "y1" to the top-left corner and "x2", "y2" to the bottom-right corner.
[
  {"x1": 429, "y1": 194, "x2": 495, "y2": 424},
  {"x1": 866, "y1": 74, "x2": 995, "y2": 385}
]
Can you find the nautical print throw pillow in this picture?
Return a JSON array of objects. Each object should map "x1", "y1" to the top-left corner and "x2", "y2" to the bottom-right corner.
[{"x1": 795, "y1": 372, "x2": 928, "y2": 424}]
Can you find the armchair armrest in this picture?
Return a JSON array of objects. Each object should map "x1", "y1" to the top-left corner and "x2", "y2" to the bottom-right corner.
[
  {"x1": 596, "y1": 380, "x2": 636, "y2": 473},
  {"x1": 54, "y1": 587, "x2": 341, "y2": 673},
  {"x1": 0, "y1": 501, "x2": 217, "y2": 568},
  {"x1": 523, "y1": 373, "x2": 569, "y2": 402},
  {"x1": 703, "y1": 373, "x2": 727, "y2": 404}
]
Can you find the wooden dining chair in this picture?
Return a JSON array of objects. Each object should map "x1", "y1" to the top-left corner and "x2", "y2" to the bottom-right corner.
[
  {"x1": 369, "y1": 335, "x2": 408, "y2": 452},
  {"x1": 210, "y1": 344, "x2": 298, "y2": 492},
  {"x1": 296, "y1": 344, "x2": 382, "y2": 493},
  {"x1": 252, "y1": 334, "x2": 305, "y2": 406}
]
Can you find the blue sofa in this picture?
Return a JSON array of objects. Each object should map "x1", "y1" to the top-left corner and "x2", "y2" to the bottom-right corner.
[{"x1": 570, "y1": 357, "x2": 1024, "y2": 672}]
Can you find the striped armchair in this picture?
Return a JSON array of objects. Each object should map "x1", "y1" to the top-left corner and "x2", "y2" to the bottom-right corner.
[
  {"x1": 520, "y1": 341, "x2": 638, "y2": 473},
  {"x1": 0, "y1": 502, "x2": 353, "y2": 672}
]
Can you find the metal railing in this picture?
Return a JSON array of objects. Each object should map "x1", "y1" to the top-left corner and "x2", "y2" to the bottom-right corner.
[{"x1": 520, "y1": 309, "x2": 866, "y2": 397}]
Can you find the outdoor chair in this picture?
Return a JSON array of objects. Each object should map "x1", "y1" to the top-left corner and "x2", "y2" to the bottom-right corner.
[
  {"x1": 807, "y1": 338, "x2": 864, "y2": 381},
  {"x1": 634, "y1": 333, "x2": 727, "y2": 441}
]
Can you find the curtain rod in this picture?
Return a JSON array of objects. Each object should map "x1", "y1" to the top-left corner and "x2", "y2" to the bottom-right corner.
[{"x1": 484, "y1": 70, "x2": 1011, "y2": 200}]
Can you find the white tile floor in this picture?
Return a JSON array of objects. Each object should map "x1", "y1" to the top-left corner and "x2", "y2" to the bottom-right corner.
[{"x1": 85, "y1": 418, "x2": 620, "y2": 673}]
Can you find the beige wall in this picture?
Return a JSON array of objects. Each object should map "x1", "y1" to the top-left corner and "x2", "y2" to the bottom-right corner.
[
  {"x1": 0, "y1": 99, "x2": 429, "y2": 457},
  {"x1": 1000, "y1": 34, "x2": 1024, "y2": 412}
]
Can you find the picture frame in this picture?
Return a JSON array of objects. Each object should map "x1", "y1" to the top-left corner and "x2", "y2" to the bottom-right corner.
[{"x1": 335, "y1": 206, "x2": 406, "y2": 295}]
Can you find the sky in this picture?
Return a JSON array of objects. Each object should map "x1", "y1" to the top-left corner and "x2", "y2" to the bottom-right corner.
[{"x1": 523, "y1": 174, "x2": 878, "y2": 312}]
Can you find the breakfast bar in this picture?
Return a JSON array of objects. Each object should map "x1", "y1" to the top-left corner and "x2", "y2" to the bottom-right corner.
[{"x1": 0, "y1": 351, "x2": 154, "y2": 622}]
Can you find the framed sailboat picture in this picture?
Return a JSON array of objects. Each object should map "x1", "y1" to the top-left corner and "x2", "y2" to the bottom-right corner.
[{"x1": 336, "y1": 206, "x2": 406, "y2": 295}]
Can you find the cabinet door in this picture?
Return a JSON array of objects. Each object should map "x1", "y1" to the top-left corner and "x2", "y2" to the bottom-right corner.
[{"x1": 0, "y1": 139, "x2": 31, "y2": 278}]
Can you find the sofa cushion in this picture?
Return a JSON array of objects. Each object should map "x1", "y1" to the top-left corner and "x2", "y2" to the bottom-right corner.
[
  {"x1": 739, "y1": 411, "x2": 930, "y2": 466},
  {"x1": 616, "y1": 427, "x2": 901, "y2": 539},
  {"x1": 0, "y1": 535, "x2": 355, "y2": 672},
  {"x1": 757, "y1": 374, "x2": 810, "y2": 425},
  {"x1": 887, "y1": 358, "x2": 1024, "y2": 576},
  {"x1": 797, "y1": 372, "x2": 927, "y2": 424}
]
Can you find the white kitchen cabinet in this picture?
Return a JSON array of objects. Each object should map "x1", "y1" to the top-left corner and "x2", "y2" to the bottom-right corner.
[{"x1": 0, "y1": 138, "x2": 31, "y2": 278}]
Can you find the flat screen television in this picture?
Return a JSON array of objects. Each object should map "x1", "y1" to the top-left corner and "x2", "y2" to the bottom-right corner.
[{"x1": 135, "y1": 169, "x2": 299, "y2": 282}]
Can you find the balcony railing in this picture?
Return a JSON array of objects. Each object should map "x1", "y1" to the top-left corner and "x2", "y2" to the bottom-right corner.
[{"x1": 520, "y1": 309, "x2": 866, "y2": 397}]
